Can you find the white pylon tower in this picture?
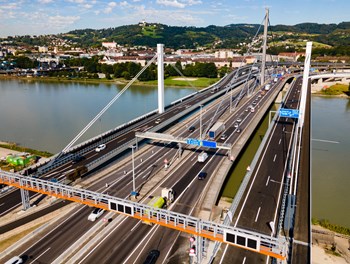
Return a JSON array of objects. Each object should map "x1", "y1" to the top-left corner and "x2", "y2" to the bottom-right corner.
[
  {"x1": 261, "y1": 8, "x2": 269, "y2": 86},
  {"x1": 157, "y1": 44, "x2": 165, "y2": 114},
  {"x1": 299, "y1": 42, "x2": 313, "y2": 128}
]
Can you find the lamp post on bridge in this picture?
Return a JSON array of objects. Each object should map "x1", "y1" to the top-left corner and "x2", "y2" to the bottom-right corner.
[
  {"x1": 130, "y1": 145, "x2": 138, "y2": 198},
  {"x1": 199, "y1": 104, "x2": 203, "y2": 140}
]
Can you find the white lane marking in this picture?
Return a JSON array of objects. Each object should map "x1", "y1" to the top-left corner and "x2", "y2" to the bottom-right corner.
[
  {"x1": 266, "y1": 176, "x2": 270, "y2": 186},
  {"x1": 273, "y1": 154, "x2": 277, "y2": 162},
  {"x1": 279, "y1": 138, "x2": 282, "y2": 145},
  {"x1": 29, "y1": 247, "x2": 51, "y2": 264},
  {"x1": 254, "y1": 207, "x2": 261, "y2": 222},
  {"x1": 283, "y1": 126, "x2": 285, "y2": 131},
  {"x1": 0, "y1": 203, "x2": 5, "y2": 207},
  {"x1": 242, "y1": 256, "x2": 246, "y2": 264},
  {"x1": 130, "y1": 222, "x2": 140, "y2": 232},
  {"x1": 218, "y1": 244, "x2": 229, "y2": 264}
]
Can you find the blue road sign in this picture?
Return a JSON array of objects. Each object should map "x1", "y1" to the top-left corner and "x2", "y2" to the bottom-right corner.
[
  {"x1": 201, "y1": 140, "x2": 217, "y2": 148},
  {"x1": 187, "y1": 138, "x2": 201, "y2": 146},
  {"x1": 279, "y1": 108, "x2": 299, "y2": 118}
]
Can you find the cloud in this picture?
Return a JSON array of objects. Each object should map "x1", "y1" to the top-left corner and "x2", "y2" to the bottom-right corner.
[
  {"x1": 47, "y1": 15, "x2": 80, "y2": 29},
  {"x1": 38, "y1": 0, "x2": 54, "y2": 3},
  {"x1": 104, "y1": 1, "x2": 117, "y2": 13},
  {"x1": 156, "y1": 0, "x2": 202, "y2": 8},
  {"x1": 67, "y1": 0, "x2": 86, "y2": 3}
]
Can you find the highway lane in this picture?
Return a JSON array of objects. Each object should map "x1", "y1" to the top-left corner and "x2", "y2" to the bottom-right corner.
[
  {"x1": 216, "y1": 77, "x2": 303, "y2": 263},
  {"x1": 11, "y1": 82, "x2": 247, "y2": 262},
  {"x1": 74, "y1": 79, "x2": 281, "y2": 263},
  {"x1": 6, "y1": 73, "x2": 268, "y2": 261}
]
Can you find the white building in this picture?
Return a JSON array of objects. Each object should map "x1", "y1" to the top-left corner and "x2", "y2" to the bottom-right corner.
[{"x1": 102, "y1": 42, "x2": 117, "y2": 49}]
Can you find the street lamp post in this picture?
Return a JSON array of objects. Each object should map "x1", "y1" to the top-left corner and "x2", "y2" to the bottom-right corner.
[
  {"x1": 130, "y1": 145, "x2": 138, "y2": 197},
  {"x1": 199, "y1": 105, "x2": 203, "y2": 140}
]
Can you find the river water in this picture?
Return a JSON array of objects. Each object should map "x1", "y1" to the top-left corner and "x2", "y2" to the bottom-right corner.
[
  {"x1": 0, "y1": 79, "x2": 196, "y2": 153},
  {"x1": 0, "y1": 79, "x2": 349, "y2": 227}
]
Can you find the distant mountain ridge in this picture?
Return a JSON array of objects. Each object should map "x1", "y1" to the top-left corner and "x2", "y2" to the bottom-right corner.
[
  {"x1": 1, "y1": 22, "x2": 349, "y2": 56},
  {"x1": 60, "y1": 22, "x2": 349, "y2": 49}
]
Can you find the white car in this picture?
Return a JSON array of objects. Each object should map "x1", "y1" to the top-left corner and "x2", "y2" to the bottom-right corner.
[
  {"x1": 4, "y1": 256, "x2": 23, "y2": 264},
  {"x1": 88, "y1": 208, "x2": 104, "y2": 221},
  {"x1": 95, "y1": 144, "x2": 106, "y2": 152}
]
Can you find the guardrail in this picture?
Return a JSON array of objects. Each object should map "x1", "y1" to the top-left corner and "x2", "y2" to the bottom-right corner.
[{"x1": 0, "y1": 170, "x2": 287, "y2": 260}]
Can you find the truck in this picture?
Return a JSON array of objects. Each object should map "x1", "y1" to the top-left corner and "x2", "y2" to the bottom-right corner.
[
  {"x1": 208, "y1": 121, "x2": 225, "y2": 139},
  {"x1": 143, "y1": 188, "x2": 175, "y2": 225},
  {"x1": 197, "y1": 152, "x2": 208, "y2": 163}
]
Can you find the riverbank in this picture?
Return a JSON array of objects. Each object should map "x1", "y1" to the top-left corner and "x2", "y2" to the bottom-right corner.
[
  {"x1": 312, "y1": 224, "x2": 350, "y2": 264},
  {"x1": 0, "y1": 75, "x2": 217, "y2": 88},
  {"x1": 0, "y1": 141, "x2": 52, "y2": 158}
]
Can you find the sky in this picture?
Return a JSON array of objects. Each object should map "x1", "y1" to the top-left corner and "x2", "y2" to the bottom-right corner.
[{"x1": 0, "y1": 0, "x2": 349, "y2": 37}]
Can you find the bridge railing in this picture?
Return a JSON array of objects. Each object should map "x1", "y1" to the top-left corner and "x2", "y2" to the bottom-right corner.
[{"x1": 0, "y1": 170, "x2": 286, "y2": 260}]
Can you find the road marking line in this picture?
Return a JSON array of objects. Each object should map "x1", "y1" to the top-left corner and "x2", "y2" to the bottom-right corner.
[
  {"x1": 266, "y1": 176, "x2": 270, "y2": 186},
  {"x1": 242, "y1": 256, "x2": 246, "y2": 264},
  {"x1": 273, "y1": 154, "x2": 277, "y2": 162},
  {"x1": 29, "y1": 247, "x2": 51, "y2": 264},
  {"x1": 130, "y1": 222, "x2": 140, "y2": 232},
  {"x1": 0, "y1": 203, "x2": 4, "y2": 207},
  {"x1": 254, "y1": 207, "x2": 261, "y2": 222},
  {"x1": 279, "y1": 138, "x2": 282, "y2": 145}
]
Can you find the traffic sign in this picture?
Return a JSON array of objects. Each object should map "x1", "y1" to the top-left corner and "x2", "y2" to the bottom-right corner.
[
  {"x1": 279, "y1": 108, "x2": 299, "y2": 118},
  {"x1": 201, "y1": 140, "x2": 217, "y2": 148},
  {"x1": 187, "y1": 138, "x2": 201, "y2": 146}
]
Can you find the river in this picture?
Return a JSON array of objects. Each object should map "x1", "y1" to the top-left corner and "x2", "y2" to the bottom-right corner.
[
  {"x1": 0, "y1": 79, "x2": 196, "y2": 153},
  {"x1": 0, "y1": 79, "x2": 349, "y2": 227}
]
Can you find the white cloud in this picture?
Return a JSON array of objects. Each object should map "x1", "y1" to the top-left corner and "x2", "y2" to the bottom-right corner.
[
  {"x1": 82, "y1": 4, "x2": 93, "y2": 9},
  {"x1": 38, "y1": 0, "x2": 54, "y2": 3},
  {"x1": 47, "y1": 15, "x2": 80, "y2": 28},
  {"x1": 104, "y1": 1, "x2": 117, "y2": 13},
  {"x1": 67, "y1": 0, "x2": 86, "y2": 3},
  {"x1": 156, "y1": 0, "x2": 185, "y2": 8},
  {"x1": 156, "y1": 0, "x2": 202, "y2": 8}
]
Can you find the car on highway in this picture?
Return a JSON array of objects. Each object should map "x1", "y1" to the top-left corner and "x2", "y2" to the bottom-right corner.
[
  {"x1": 236, "y1": 118, "x2": 242, "y2": 123},
  {"x1": 143, "y1": 250, "x2": 160, "y2": 264},
  {"x1": 236, "y1": 128, "x2": 241, "y2": 133},
  {"x1": 4, "y1": 256, "x2": 23, "y2": 264},
  {"x1": 234, "y1": 123, "x2": 239, "y2": 128},
  {"x1": 188, "y1": 126, "x2": 195, "y2": 132},
  {"x1": 155, "y1": 118, "x2": 161, "y2": 124},
  {"x1": 88, "y1": 208, "x2": 104, "y2": 221},
  {"x1": 220, "y1": 133, "x2": 227, "y2": 140},
  {"x1": 198, "y1": 171, "x2": 207, "y2": 180},
  {"x1": 95, "y1": 144, "x2": 106, "y2": 152},
  {"x1": 72, "y1": 155, "x2": 85, "y2": 164}
]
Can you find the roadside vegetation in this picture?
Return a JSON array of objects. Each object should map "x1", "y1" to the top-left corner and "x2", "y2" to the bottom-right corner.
[
  {"x1": 312, "y1": 217, "x2": 350, "y2": 236},
  {"x1": 0, "y1": 143, "x2": 52, "y2": 157},
  {"x1": 320, "y1": 83, "x2": 350, "y2": 96}
]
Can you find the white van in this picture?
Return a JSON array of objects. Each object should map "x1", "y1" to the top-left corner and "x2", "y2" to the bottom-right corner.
[{"x1": 198, "y1": 152, "x2": 208, "y2": 163}]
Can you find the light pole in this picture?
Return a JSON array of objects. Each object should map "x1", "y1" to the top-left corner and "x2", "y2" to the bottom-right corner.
[
  {"x1": 199, "y1": 105, "x2": 203, "y2": 140},
  {"x1": 130, "y1": 145, "x2": 138, "y2": 197}
]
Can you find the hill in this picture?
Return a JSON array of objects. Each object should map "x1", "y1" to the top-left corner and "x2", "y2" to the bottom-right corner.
[{"x1": 1, "y1": 22, "x2": 349, "y2": 56}]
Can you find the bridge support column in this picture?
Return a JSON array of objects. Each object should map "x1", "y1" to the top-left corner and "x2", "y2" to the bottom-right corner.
[
  {"x1": 20, "y1": 187, "x2": 30, "y2": 210},
  {"x1": 157, "y1": 44, "x2": 165, "y2": 114}
]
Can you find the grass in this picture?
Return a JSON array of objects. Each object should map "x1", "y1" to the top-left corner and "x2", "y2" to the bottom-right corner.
[
  {"x1": 143, "y1": 77, "x2": 220, "y2": 88},
  {"x1": 0, "y1": 143, "x2": 53, "y2": 157},
  {"x1": 312, "y1": 217, "x2": 350, "y2": 236},
  {"x1": 0, "y1": 223, "x2": 43, "y2": 252},
  {"x1": 320, "y1": 83, "x2": 349, "y2": 96}
]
